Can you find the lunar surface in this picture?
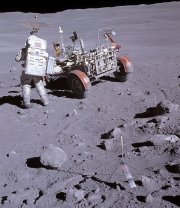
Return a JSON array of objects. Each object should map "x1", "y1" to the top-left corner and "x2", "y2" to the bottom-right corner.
[{"x1": 0, "y1": 1, "x2": 180, "y2": 207}]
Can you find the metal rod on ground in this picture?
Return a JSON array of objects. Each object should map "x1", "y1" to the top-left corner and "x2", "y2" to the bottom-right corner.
[
  {"x1": 120, "y1": 135, "x2": 124, "y2": 164},
  {"x1": 121, "y1": 135, "x2": 137, "y2": 189}
]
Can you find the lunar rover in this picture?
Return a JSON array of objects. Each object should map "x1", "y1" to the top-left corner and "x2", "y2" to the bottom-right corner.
[{"x1": 21, "y1": 18, "x2": 133, "y2": 99}]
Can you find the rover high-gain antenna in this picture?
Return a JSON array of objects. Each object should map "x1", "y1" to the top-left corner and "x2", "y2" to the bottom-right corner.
[{"x1": 21, "y1": 14, "x2": 49, "y2": 35}]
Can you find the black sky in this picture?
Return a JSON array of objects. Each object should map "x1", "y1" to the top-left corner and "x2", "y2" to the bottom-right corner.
[{"x1": 0, "y1": 0, "x2": 176, "y2": 13}]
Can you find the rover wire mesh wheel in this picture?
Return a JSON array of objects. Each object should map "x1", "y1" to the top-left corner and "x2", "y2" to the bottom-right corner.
[
  {"x1": 114, "y1": 59, "x2": 129, "y2": 82},
  {"x1": 68, "y1": 74, "x2": 88, "y2": 99}
]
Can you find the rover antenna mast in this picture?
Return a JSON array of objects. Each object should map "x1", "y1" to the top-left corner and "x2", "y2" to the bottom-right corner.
[{"x1": 59, "y1": 26, "x2": 66, "y2": 56}]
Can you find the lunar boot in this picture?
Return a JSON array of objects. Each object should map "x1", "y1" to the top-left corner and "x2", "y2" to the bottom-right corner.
[
  {"x1": 22, "y1": 84, "x2": 32, "y2": 109},
  {"x1": 35, "y1": 80, "x2": 49, "y2": 106}
]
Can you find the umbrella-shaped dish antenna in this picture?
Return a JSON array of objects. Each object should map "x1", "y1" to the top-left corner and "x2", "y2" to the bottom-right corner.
[{"x1": 21, "y1": 15, "x2": 49, "y2": 35}]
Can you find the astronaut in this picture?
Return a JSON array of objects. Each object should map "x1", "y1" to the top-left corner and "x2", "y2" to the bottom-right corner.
[{"x1": 15, "y1": 34, "x2": 49, "y2": 109}]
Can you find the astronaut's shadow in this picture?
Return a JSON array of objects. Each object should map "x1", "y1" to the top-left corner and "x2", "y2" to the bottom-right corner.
[
  {"x1": 0, "y1": 95, "x2": 44, "y2": 109},
  {"x1": 0, "y1": 95, "x2": 23, "y2": 108}
]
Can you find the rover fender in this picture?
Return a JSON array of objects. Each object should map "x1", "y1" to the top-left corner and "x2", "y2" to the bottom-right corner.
[
  {"x1": 118, "y1": 56, "x2": 134, "y2": 74},
  {"x1": 68, "y1": 70, "x2": 91, "y2": 98}
]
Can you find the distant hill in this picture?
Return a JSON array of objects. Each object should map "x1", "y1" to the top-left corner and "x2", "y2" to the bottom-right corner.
[{"x1": 0, "y1": 0, "x2": 176, "y2": 13}]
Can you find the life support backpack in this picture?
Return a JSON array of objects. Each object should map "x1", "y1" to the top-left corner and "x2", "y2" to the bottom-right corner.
[{"x1": 25, "y1": 35, "x2": 48, "y2": 76}]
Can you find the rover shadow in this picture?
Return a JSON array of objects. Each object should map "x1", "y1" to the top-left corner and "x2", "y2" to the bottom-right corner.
[
  {"x1": 46, "y1": 77, "x2": 77, "y2": 99},
  {"x1": 46, "y1": 77, "x2": 68, "y2": 90},
  {"x1": 90, "y1": 76, "x2": 117, "y2": 86},
  {"x1": 91, "y1": 79, "x2": 103, "y2": 86},
  {"x1": 100, "y1": 76, "x2": 118, "y2": 82},
  {"x1": 48, "y1": 90, "x2": 74, "y2": 99}
]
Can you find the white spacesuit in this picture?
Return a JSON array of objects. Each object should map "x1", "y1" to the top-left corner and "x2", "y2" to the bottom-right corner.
[{"x1": 15, "y1": 35, "x2": 49, "y2": 109}]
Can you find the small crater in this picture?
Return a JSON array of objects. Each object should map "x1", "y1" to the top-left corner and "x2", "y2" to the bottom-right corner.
[
  {"x1": 118, "y1": 154, "x2": 123, "y2": 158},
  {"x1": 135, "y1": 180, "x2": 143, "y2": 186},
  {"x1": 56, "y1": 192, "x2": 66, "y2": 201},
  {"x1": 153, "y1": 170, "x2": 159, "y2": 174},
  {"x1": 74, "y1": 184, "x2": 81, "y2": 190},
  {"x1": 162, "y1": 195, "x2": 180, "y2": 206},
  {"x1": 136, "y1": 196, "x2": 146, "y2": 202}
]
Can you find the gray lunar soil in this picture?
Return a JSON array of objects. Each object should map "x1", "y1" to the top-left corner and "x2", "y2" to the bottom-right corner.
[{"x1": 0, "y1": 2, "x2": 180, "y2": 208}]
